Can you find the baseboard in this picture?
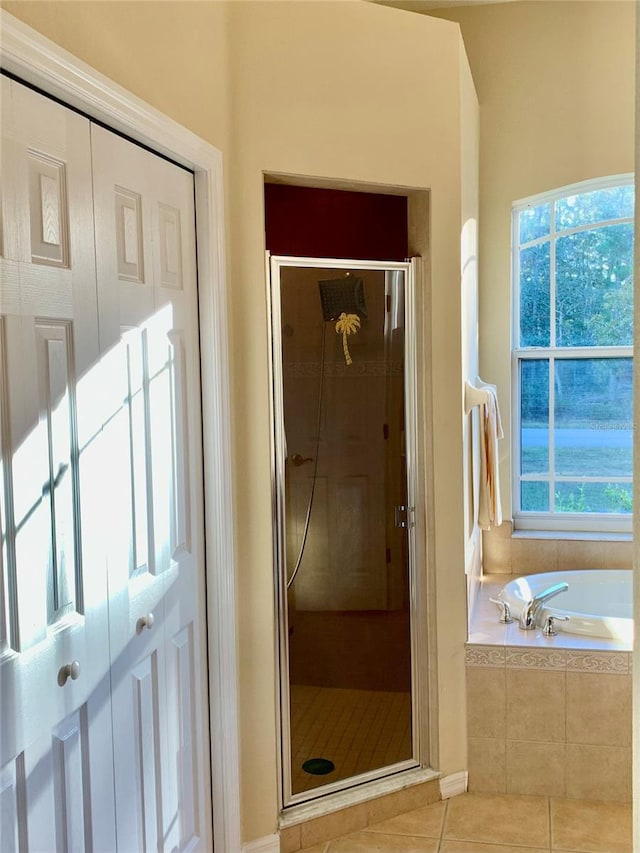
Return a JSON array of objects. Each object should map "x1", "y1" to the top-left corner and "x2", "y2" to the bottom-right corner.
[
  {"x1": 439, "y1": 770, "x2": 468, "y2": 799},
  {"x1": 242, "y1": 833, "x2": 280, "y2": 853}
]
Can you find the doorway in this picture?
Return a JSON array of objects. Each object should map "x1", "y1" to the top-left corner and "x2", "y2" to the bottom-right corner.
[
  {"x1": 1, "y1": 15, "x2": 241, "y2": 848},
  {"x1": 270, "y1": 255, "x2": 424, "y2": 807}
]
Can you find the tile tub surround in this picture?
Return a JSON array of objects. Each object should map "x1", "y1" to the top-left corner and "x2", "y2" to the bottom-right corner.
[
  {"x1": 467, "y1": 577, "x2": 632, "y2": 801},
  {"x1": 481, "y1": 521, "x2": 633, "y2": 575},
  {"x1": 296, "y1": 792, "x2": 632, "y2": 852}
]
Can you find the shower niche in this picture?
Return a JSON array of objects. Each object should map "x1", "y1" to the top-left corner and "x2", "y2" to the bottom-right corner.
[{"x1": 270, "y1": 256, "x2": 423, "y2": 807}]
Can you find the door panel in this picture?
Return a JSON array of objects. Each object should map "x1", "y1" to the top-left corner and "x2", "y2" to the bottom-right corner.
[
  {"x1": 0, "y1": 76, "x2": 116, "y2": 851},
  {"x1": 1, "y1": 78, "x2": 210, "y2": 851},
  {"x1": 131, "y1": 651, "x2": 165, "y2": 850},
  {"x1": 167, "y1": 622, "x2": 200, "y2": 845},
  {"x1": 50, "y1": 709, "x2": 91, "y2": 851},
  {"x1": 90, "y1": 124, "x2": 209, "y2": 852},
  {"x1": 0, "y1": 756, "x2": 25, "y2": 852}
]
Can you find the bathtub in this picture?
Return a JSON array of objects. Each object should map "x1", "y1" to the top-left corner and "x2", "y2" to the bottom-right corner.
[{"x1": 498, "y1": 569, "x2": 633, "y2": 642}]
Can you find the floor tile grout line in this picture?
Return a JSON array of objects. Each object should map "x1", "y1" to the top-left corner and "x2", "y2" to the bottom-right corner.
[
  {"x1": 436, "y1": 796, "x2": 449, "y2": 852},
  {"x1": 563, "y1": 666, "x2": 567, "y2": 801}
]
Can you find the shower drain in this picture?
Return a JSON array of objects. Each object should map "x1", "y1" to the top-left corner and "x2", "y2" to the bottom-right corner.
[{"x1": 301, "y1": 758, "x2": 335, "y2": 776}]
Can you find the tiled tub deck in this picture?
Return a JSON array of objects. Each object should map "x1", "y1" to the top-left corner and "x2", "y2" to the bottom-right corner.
[{"x1": 467, "y1": 575, "x2": 632, "y2": 802}]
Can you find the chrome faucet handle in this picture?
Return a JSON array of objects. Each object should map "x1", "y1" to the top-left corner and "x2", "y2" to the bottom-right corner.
[
  {"x1": 489, "y1": 597, "x2": 513, "y2": 624},
  {"x1": 542, "y1": 614, "x2": 570, "y2": 637}
]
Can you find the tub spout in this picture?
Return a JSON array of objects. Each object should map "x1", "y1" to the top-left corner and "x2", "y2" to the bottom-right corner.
[{"x1": 519, "y1": 582, "x2": 569, "y2": 631}]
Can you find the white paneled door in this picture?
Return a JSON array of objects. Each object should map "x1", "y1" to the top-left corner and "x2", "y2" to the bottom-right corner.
[
  {"x1": 91, "y1": 124, "x2": 209, "y2": 853},
  {"x1": 0, "y1": 77, "x2": 211, "y2": 851}
]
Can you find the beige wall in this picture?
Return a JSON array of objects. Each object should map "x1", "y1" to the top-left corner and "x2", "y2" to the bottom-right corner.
[
  {"x1": 2, "y1": 0, "x2": 232, "y2": 156},
  {"x1": 430, "y1": 0, "x2": 636, "y2": 517},
  {"x1": 2, "y1": 0, "x2": 476, "y2": 843},
  {"x1": 458, "y1": 39, "x2": 481, "y2": 616},
  {"x1": 227, "y1": 1, "x2": 472, "y2": 837}
]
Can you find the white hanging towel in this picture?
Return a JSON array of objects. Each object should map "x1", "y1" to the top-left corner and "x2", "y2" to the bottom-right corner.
[{"x1": 477, "y1": 380, "x2": 504, "y2": 530}]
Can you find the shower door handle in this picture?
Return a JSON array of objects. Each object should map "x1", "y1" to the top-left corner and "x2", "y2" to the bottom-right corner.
[
  {"x1": 394, "y1": 505, "x2": 408, "y2": 529},
  {"x1": 291, "y1": 454, "x2": 313, "y2": 467}
]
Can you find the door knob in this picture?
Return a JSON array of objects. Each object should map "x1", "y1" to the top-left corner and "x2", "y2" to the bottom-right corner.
[
  {"x1": 291, "y1": 454, "x2": 313, "y2": 467},
  {"x1": 136, "y1": 612, "x2": 155, "y2": 634},
  {"x1": 58, "y1": 660, "x2": 81, "y2": 686}
]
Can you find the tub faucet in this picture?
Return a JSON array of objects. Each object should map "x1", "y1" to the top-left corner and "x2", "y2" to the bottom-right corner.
[{"x1": 519, "y1": 582, "x2": 569, "y2": 630}]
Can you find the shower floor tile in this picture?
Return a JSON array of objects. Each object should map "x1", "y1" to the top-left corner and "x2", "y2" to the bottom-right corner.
[{"x1": 290, "y1": 685, "x2": 412, "y2": 794}]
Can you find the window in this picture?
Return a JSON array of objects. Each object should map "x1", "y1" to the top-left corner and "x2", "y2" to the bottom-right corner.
[{"x1": 512, "y1": 177, "x2": 634, "y2": 532}]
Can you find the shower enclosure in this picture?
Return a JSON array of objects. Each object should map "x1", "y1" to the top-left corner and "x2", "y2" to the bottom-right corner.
[{"x1": 269, "y1": 256, "x2": 424, "y2": 807}]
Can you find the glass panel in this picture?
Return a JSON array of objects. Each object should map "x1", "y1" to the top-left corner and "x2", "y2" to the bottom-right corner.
[
  {"x1": 520, "y1": 359, "x2": 549, "y2": 475},
  {"x1": 521, "y1": 481, "x2": 549, "y2": 512},
  {"x1": 554, "y1": 358, "x2": 633, "y2": 479},
  {"x1": 555, "y1": 184, "x2": 634, "y2": 231},
  {"x1": 518, "y1": 203, "x2": 550, "y2": 244},
  {"x1": 279, "y1": 265, "x2": 413, "y2": 798},
  {"x1": 519, "y1": 242, "x2": 550, "y2": 346},
  {"x1": 556, "y1": 223, "x2": 634, "y2": 347},
  {"x1": 554, "y1": 482, "x2": 632, "y2": 514}
]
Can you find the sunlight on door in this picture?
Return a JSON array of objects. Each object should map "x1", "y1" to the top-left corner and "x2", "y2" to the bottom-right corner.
[{"x1": 1, "y1": 75, "x2": 210, "y2": 852}]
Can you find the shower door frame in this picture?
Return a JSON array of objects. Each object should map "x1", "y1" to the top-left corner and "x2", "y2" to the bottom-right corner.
[{"x1": 268, "y1": 254, "x2": 429, "y2": 810}]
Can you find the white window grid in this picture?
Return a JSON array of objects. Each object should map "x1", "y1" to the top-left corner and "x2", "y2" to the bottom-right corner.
[{"x1": 511, "y1": 174, "x2": 634, "y2": 533}]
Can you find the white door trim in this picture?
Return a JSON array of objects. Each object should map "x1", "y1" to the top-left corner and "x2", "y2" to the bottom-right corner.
[{"x1": 0, "y1": 12, "x2": 241, "y2": 853}]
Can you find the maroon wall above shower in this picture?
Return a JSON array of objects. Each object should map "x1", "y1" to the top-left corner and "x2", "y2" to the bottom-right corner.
[{"x1": 264, "y1": 184, "x2": 408, "y2": 261}]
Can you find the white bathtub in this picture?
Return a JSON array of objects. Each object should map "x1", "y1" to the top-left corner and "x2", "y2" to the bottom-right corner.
[{"x1": 498, "y1": 569, "x2": 633, "y2": 642}]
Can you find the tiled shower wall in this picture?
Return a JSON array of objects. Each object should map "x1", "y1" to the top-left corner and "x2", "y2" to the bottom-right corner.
[
  {"x1": 466, "y1": 645, "x2": 632, "y2": 802},
  {"x1": 482, "y1": 521, "x2": 633, "y2": 574}
]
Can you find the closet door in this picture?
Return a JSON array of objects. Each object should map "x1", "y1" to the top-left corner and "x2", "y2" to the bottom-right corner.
[
  {"x1": 0, "y1": 77, "x2": 116, "y2": 851},
  {"x1": 90, "y1": 125, "x2": 211, "y2": 852}
]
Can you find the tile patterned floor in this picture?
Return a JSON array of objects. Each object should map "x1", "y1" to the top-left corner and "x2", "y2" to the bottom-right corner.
[
  {"x1": 290, "y1": 685, "x2": 412, "y2": 794},
  {"x1": 298, "y1": 792, "x2": 632, "y2": 852}
]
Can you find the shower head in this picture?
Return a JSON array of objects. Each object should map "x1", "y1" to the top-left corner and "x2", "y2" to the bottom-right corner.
[{"x1": 318, "y1": 275, "x2": 367, "y2": 322}]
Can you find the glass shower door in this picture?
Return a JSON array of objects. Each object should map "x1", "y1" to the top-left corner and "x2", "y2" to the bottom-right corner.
[{"x1": 271, "y1": 257, "x2": 419, "y2": 806}]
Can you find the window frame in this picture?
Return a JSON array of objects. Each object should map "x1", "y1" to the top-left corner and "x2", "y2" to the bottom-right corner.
[{"x1": 511, "y1": 174, "x2": 634, "y2": 534}]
